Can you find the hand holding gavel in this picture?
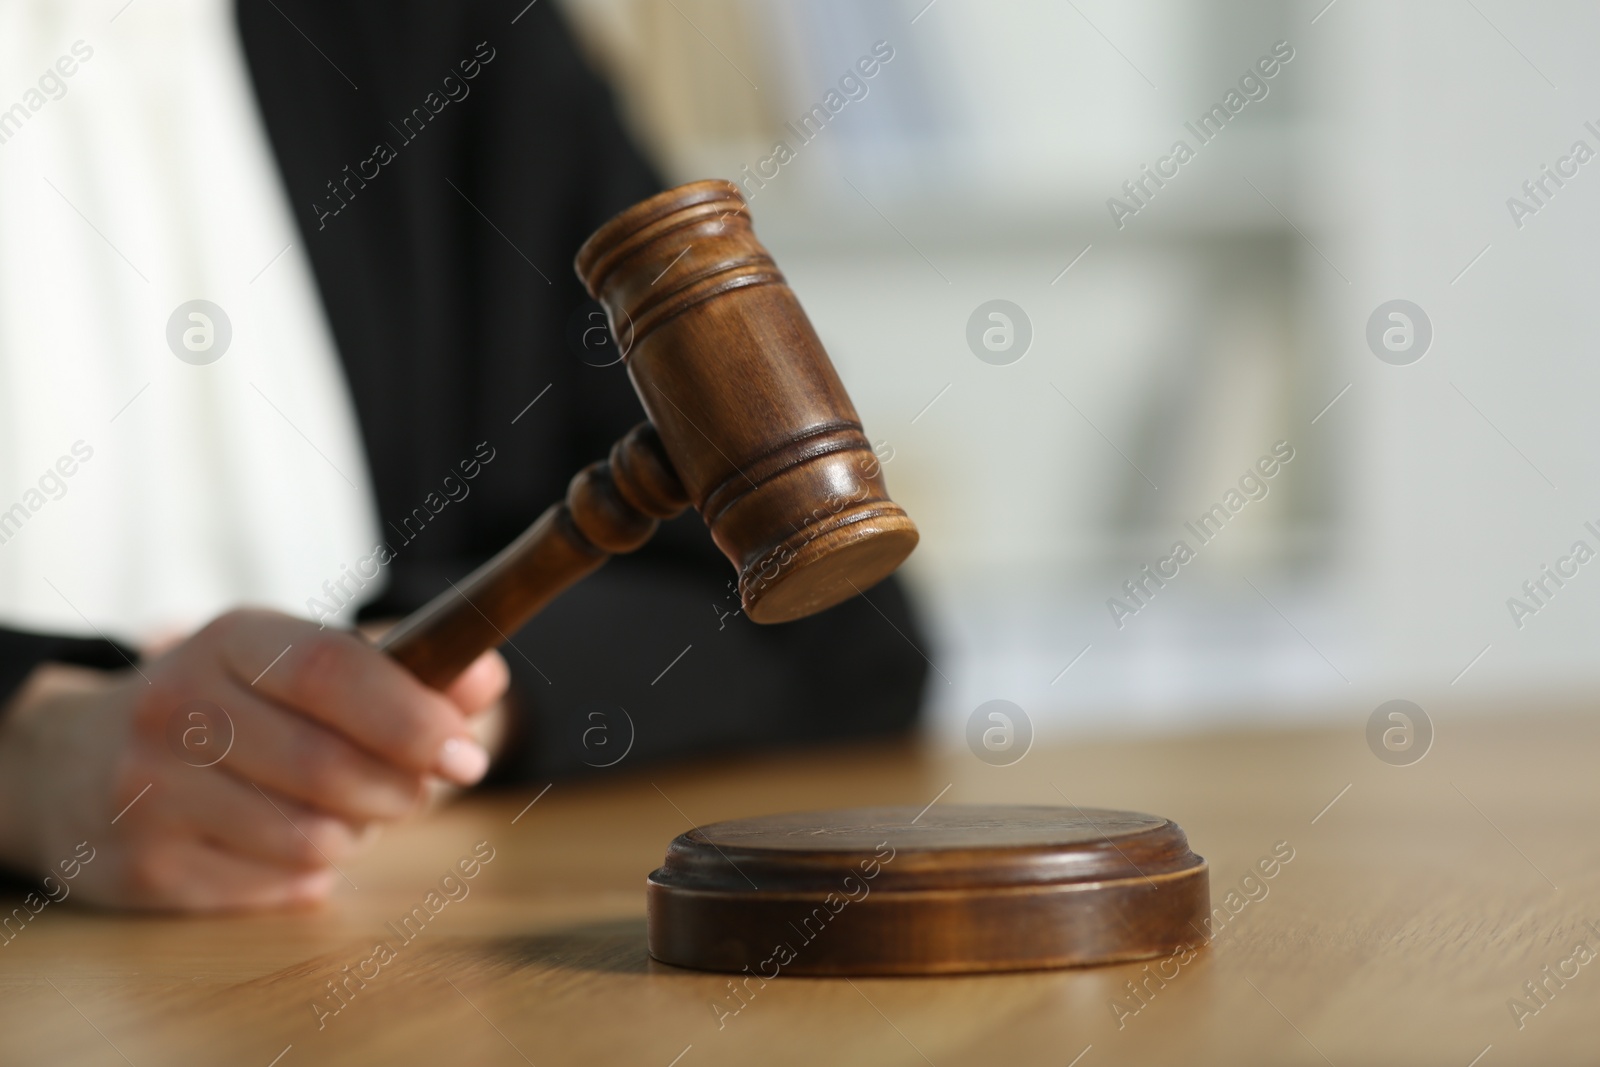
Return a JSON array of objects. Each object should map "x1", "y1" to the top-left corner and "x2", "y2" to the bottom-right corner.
[
  {"x1": 0, "y1": 181, "x2": 917, "y2": 911},
  {"x1": 380, "y1": 180, "x2": 919, "y2": 688}
]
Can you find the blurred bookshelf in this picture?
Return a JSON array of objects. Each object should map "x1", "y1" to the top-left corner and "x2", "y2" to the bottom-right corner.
[{"x1": 556, "y1": 0, "x2": 1351, "y2": 735}]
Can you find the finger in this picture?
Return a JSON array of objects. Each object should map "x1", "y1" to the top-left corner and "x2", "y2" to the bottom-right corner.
[
  {"x1": 105, "y1": 839, "x2": 338, "y2": 912},
  {"x1": 159, "y1": 842, "x2": 340, "y2": 912},
  {"x1": 184, "y1": 771, "x2": 367, "y2": 872},
  {"x1": 209, "y1": 686, "x2": 427, "y2": 821},
  {"x1": 216, "y1": 613, "x2": 489, "y2": 785},
  {"x1": 442, "y1": 650, "x2": 509, "y2": 717}
]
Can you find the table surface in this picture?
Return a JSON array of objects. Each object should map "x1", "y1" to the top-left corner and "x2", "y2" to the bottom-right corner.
[{"x1": 2, "y1": 707, "x2": 1597, "y2": 1067}]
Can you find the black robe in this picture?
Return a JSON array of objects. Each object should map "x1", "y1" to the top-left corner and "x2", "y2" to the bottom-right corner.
[{"x1": 0, "y1": 0, "x2": 928, "y2": 781}]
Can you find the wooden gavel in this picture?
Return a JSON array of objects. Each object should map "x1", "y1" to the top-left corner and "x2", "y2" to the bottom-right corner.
[{"x1": 378, "y1": 180, "x2": 919, "y2": 689}]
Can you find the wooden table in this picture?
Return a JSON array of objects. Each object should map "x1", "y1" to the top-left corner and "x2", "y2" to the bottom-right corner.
[{"x1": 2, "y1": 707, "x2": 1596, "y2": 1066}]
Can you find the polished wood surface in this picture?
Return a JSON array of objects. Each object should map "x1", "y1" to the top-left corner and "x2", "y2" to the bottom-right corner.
[
  {"x1": 3, "y1": 709, "x2": 1597, "y2": 1066},
  {"x1": 577, "y1": 179, "x2": 918, "y2": 624},
  {"x1": 647, "y1": 805, "x2": 1209, "y2": 974},
  {"x1": 381, "y1": 180, "x2": 918, "y2": 686}
]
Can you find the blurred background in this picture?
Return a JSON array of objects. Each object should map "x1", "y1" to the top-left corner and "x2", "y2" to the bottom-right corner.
[{"x1": 558, "y1": 0, "x2": 1600, "y2": 741}]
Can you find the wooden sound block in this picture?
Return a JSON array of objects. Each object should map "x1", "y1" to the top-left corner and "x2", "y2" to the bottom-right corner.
[{"x1": 647, "y1": 805, "x2": 1209, "y2": 976}]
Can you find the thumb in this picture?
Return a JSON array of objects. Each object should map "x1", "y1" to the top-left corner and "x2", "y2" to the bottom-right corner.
[{"x1": 440, "y1": 649, "x2": 511, "y2": 717}]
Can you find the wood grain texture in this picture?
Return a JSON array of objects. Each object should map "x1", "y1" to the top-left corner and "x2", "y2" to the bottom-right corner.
[
  {"x1": 2, "y1": 708, "x2": 1598, "y2": 1066},
  {"x1": 575, "y1": 179, "x2": 918, "y2": 624},
  {"x1": 380, "y1": 181, "x2": 918, "y2": 687},
  {"x1": 646, "y1": 805, "x2": 1209, "y2": 974}
]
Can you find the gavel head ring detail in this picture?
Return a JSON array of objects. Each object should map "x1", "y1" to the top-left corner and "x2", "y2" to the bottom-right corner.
[
  {"x1": 379, "y1": 180, "x2": 918, "y2": 688},
  {"x1": 379, "y1": 182, "x2": 1205, "y2": 979},
  {"x1": 575, "y1": 179, "x2": 918, "y2": 624}
]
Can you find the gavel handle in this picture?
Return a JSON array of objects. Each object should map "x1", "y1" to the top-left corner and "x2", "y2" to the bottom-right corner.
[{"x1": 377, "y1": 423, "x2": 689, "y2": 690}]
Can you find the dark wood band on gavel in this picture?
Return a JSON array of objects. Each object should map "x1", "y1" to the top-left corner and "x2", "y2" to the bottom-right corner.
[
  {"x1": 379, "y1": 180, "x2": 917, "y2": 689},
  {"x1": 379, "y1": 424, "x2": 687, "y2": 689},
  {"x1": 575, "y1": 179, "x2": 918, "y2": 624}
]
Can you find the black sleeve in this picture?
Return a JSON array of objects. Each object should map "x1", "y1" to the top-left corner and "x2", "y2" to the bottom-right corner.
[
  {"x1": 0, "y1": 627, "x2": 137, "y2": 710},
  {"x1": 465, "y1": 552, "x2": 924, "y2": 781},
  {"x1": 224, "y1": 0, "x2": 932, "y2": 780}
]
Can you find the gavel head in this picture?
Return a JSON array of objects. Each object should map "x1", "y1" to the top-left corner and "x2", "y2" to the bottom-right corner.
[{"x1": 575, "y1": 180, "x2": 918, "y2": 624}]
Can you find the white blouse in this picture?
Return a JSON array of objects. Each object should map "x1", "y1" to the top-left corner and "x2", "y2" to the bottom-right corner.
[{"x1": 0, "y1": 0, "x2": 382, "y2": 646}]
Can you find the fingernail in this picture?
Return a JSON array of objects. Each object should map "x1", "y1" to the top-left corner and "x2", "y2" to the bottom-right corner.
[
  {"x1": 292, "y1": 870, "x2": 337, "y2": 903},
  {"x1": 437, "y1": 737, "x2": 490, "y2": 785}
]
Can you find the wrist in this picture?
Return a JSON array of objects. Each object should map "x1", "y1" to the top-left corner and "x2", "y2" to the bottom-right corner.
[{"x1": 0, "y1": 664, "x2": 112, "y2": 873}]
